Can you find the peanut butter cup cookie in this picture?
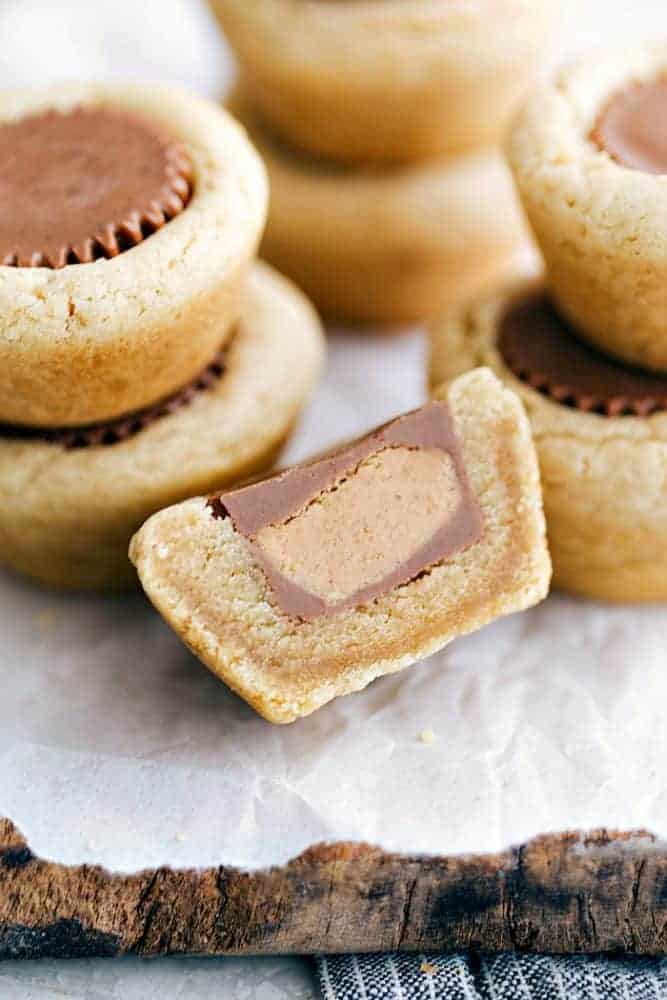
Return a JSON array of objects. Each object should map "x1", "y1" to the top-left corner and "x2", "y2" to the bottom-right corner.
[
  {"x1": 0, "y1": 82, "x2": 268, "y2": 427},
  {"x1": 211, "y1": 0, "x2": 556, "y2": 164},
  {"x1": 430, "y1": 284, "x2": 667, "y2": 602},
  {"x1": 231, "y1": 95, "x2": 532, "y2": 325},
  {"x1": 131, "y1": 369, "x2": 550, "y2": 723},
  {"x1": 507, "y1": 44, "x2": 667, "y2": 371},
  {"x1": 0, "y1": 263, "x2": 324, "y2": 591}
]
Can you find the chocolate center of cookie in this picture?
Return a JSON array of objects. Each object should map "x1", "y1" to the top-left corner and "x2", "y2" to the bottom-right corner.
[
  {"x1": 0, "y1": 347, "x2": 226, "y2": 448},
  {"x1": 0, "y1": 107, "x2": 193, "y2": 268},
  {"x1": 499, "y1": 294, "x2": 667, "y2": 416},
  {"x1": 210, "y1": 401, "x2": 482, "y2": 620},
  {"x1": 591, "y1": 77, "x2": 667, "y2": 174}
]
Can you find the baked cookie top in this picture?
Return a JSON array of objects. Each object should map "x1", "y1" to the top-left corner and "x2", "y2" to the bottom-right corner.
[
  {"x1": 0, "y1": 82, "x2": 268, "y2": 427},
  {"x1": 506, "y1": 43, "x2": 667, "y2": 372},
  {"x1": 507, "y1": 43, "x2": 667, "y2": 251},
  {"x1": 591, "y1": 77, "x2": 667, "y2": 175}
]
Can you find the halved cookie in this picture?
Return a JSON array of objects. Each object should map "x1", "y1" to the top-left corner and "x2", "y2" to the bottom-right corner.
[
  {"x1": 507, "y1": 44, "x2": 667, "y2": 371},
  {"x1": 211, "y1": 0, "x2": 557, "y2": 164},
  {"x1": 229, "y1": 94, "x2": 533, "y2": 326},
  {"x1": 130, "y1": 369, "x2": 550, "y2": 723},
  {"x1": 0, "y1": 263, "x2": 324, "y2": 591},
  {"x1": 430, "y1": 283, "x2": 667, "y2": 602},
  {"x1": 0, "y1": 82, "x2": 268, "y2": 426}
]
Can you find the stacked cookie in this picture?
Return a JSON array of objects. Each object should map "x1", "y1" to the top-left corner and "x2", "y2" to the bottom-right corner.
[
  {"x1": 210, "y1": 0, "x2": 557, "y2": 326},
  {"x1": 430, "y1": 45, "x2": 667, "y2": 602},
  {"x1": 0, "y1": 82, "x2": 324, "y2": 590}
]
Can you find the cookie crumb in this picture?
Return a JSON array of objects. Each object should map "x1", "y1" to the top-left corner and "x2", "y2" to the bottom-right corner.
[
  {"x1": 174, "y1": 832, "x2": 187, "y2": 843},
  {"x1": 420, "y1": 961, "x2": 438, "y2": 975},
  {"x1": 35, "y1": 608, "x2": 57, "y2": 632},
  {"x1": 419, "y1": 728, "x2": 436, "y2": 745}
]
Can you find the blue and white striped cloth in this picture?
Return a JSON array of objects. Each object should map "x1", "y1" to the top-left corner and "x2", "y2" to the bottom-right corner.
[{"x1": 317, "y1": 953, "x2": 667, "y2": 999}]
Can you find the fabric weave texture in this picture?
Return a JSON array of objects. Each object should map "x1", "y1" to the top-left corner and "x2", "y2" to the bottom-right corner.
[{"x1": 317, "y1": 953, "x2": 667, "y2": 999}]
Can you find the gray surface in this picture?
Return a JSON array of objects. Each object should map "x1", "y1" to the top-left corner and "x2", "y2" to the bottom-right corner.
[{"x1": 0, "y1": 957, "x2": 317, "y2": 1000}]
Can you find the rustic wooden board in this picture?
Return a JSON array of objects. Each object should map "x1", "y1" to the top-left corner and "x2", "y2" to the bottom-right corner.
[{"x1": 1, "y1": 818, "x2": 665, "y2": 959}]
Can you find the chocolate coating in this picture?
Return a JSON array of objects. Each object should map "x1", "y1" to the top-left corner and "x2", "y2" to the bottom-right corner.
[
  {"x1": 210, "y1": 401, "x2": 483, "y2": 620},
  {"x1": 591, "y1": 78, "x2": 667, "y2": 175},
  {"x1": 499, "y1": 294, "x2": 667, "y2": 416},
  {"x1": 0, "y1": 107, "x2": 193, "y2": 268}
]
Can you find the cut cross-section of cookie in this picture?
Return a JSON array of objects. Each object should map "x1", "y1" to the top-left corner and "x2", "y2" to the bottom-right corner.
[
  {"x1": 430, "y1": 282, "x2": 667, "y2": 602},
  {"x1": 506, "y1": 44, "x2": 667, "y2": 372},
  {"x1": 210, "y1": 402, "x2": 483, "y2": 620},
  {"x1": 0, "y1": 82, "x2": 268, "y2": 427},
  {"x1": 130, "y1": 369, "x2": 551, "y2": 723},
  {"x1": 0, "y1": 262, "x2": 324, "y2": 591}
]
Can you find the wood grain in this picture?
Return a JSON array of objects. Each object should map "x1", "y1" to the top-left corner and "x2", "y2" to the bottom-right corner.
[{"x1": 1, "y1": 818, "x2": 665, "y2": 959}]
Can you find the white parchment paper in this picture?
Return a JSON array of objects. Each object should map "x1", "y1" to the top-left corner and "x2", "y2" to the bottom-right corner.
[
  {"x1": 2, "y1": 3, "x2": 666, "y2": 998},
  {"x1": 2, "y1": 326, "x2": 667, "y2": 874},
  {"x1": 0, "y1": 0, "x2": 666, "y2": 884}
]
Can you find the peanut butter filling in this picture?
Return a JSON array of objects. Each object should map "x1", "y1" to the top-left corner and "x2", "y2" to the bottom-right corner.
[
  {"x1": 591, "y1": 77, "x2": 667, "y2": 174},
  {"x1": 211, "y1": 401, "x2": 483, "y2": 620},
  {"x1": 0, "y1": 106, "x2": 193, "y2": 268},
  {"x1": 256, "y1": 447, "x2": 463, "y2": 606}
]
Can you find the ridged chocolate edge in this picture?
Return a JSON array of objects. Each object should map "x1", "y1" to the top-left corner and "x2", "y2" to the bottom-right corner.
[
  {"x1": 1, "y1": 115, "x2": 193, "y2": 269},
  {"x1": 0, "y1": 346, "x2": 226, "y2": 449},
  {"x1": 501, "y1": 341, "x2": 667, "y2": 417}
]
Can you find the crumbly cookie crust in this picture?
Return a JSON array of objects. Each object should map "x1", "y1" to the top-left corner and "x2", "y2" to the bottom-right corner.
[
  {"x1": 230, "y1": 94, "x2": 532, "y2": 325},
  {"x1": 131, "y1": 369, "x2": 550, "y2": 722},
  {"x1": 430, "y1": 282, "x2": 667, "y2": 601},
  {"x1": 507, "y1": 44, "x2": 667, "y2": 372},
  {"x1": 0, "y1": 82, "x2": 268, "y2": 426},
  {"x1": 0, "y1": 263, "x2": 324, "y2": 591},
  {"x1": 212, "y1": 0, "x2": 557, "y2": 164}
]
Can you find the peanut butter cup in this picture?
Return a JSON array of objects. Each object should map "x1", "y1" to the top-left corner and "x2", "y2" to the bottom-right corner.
[
  {"x1": 209, "y1": 401, "x2": 483, "y2": 620},
  {"x1": 507, "y1": 46, "x2": 667, "y2": 372},
  {"x1": 499, "y1": 294, "x2": 667, "y2": 417},
  {"x1": 0, "y1": 107, "x2": 193, "y2": 268},
  {"x1": 430, "y1": 281, "x2": 667, "y2": 602},
  {"x1": 591, "y1": 78, "x2": 667, "y2": 175},
  {"x1": 132, "y1": 369, "x2": 550, "y2": 723},
  {"x1": 0, "y1": 83, "x2": 268, "y2": 430}
]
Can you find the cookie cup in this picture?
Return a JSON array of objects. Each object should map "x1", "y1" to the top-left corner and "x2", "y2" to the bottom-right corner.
[
  {"x1": 507, "y1": 44, "x2": 667, "y2": 372},
  {"x1": 0, "y1": 263, "x2": 324, "y2": 591},
  {"x1": 212, "y1": 0, "x2": 556, "y2": 165},
  {"x1": 131, "y1": 369, "x2": 550, "y2": 723},
  {"x1": 430, "y1": 283, "x2": 667, "y2": 602},
  {"x1": 231, "y1": 97, "x2": 531, "y2": 326},
  {"x1": 0, "y1": 82, "x2": 268, "y2": 427}
]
